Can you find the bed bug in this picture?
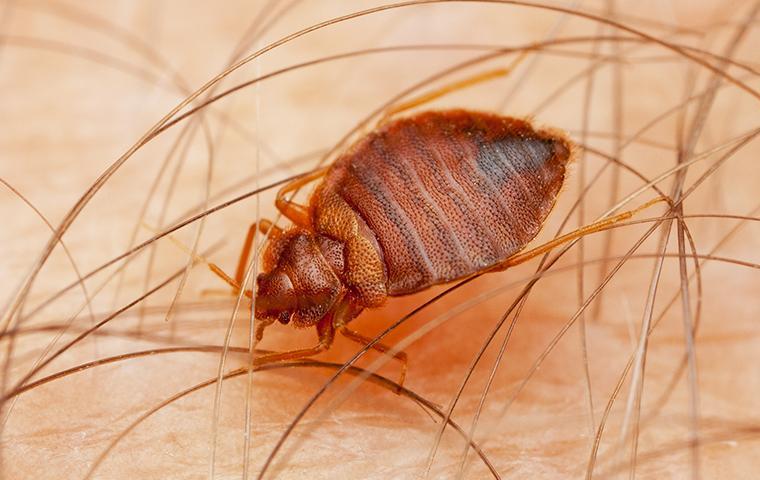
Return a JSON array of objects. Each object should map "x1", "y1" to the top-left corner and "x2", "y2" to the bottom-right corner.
[{"x1": 208, "y1": 108, "x2": 654, "y2": 384}]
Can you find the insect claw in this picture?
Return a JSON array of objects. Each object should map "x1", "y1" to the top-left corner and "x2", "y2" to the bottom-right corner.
[{"x1": 394, "y1": 353, "x2": 408, "y2": 395}]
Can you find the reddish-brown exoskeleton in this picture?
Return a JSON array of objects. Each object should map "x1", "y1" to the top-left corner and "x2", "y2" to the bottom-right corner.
[{"x1": 209, "y1": 109, "x2": 657, "y2": 385}]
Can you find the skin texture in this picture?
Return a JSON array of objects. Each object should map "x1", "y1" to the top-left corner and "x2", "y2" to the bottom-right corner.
[{"x1": 1, "y1": 1, "x2": 759, "y2": 479}]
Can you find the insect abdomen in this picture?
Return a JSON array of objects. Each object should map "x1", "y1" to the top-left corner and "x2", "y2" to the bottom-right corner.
[{"x1": 317, "y1": 109, "x2": 572, "y2": 297}]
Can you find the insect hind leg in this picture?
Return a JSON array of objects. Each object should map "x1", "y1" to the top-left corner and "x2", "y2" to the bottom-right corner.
[
  {"x1": 493, "y1": 197, "x2": 667, "y2": 272},
  {"x1": 378, "y1": 50, "x2": 529, "y2": 124}
]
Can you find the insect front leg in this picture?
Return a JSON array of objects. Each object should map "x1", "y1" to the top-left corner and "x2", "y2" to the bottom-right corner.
[
  {"x1": 234, "y1": 219, "x2": 283, "y2": 288},
  {"x1": 203, "y1": 219, "x2": 282, "y2": 297},
  {"x1": 253, "y1": 314, "x2": 335, "y2": 366},
  {"x1": 203, "y1": 262, "x2": 252, "y2": 298}
]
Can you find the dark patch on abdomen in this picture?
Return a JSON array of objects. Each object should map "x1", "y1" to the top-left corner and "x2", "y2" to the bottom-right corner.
[{"x1": 335, "y1": 110, "x2": 567, "y2": 296}]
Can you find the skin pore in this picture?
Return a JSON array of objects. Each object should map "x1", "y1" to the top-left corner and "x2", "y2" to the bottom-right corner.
[{"x1": 1, "y1": 1, "x2": 758, "y2": 478}]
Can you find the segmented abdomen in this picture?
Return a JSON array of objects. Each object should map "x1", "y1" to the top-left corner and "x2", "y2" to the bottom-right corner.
[{"x1": 321, "y1": 109, "x2": 571, "y2": 296}]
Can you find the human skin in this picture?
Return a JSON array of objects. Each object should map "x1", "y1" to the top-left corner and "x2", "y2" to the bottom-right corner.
[{"x1": 1, "y1": 1, "x2": 758, "y2": 479}]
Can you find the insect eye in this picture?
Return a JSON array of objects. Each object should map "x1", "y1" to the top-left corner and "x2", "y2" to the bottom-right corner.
[{"x1": 277, "y1": 311, "x2": 292, "y2": 325}]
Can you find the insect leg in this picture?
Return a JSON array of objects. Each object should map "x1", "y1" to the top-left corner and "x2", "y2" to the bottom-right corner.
[
  {"x1": 494, "y1": 197, "x2": 667, "y2": 271},
  {"x1": 340, "y1": 327, "x2": 408, "y2": 393},
  {"x1": 253, "y1": 314, "x2": 335, "y2": 366},
  {"x1": 233, "y1": 219, "x2": 282, "y2": 288},
  {"x1": 378, "y1": 51, "x2": 528, "y2": 124},
  {"x1": 151, "y1": 222, "x2": 253, "y2": 298},
  {"x1": 205, "y1": 263, "x2": 252, "y2": 298},
  {"x1": 275, "y1": 167, "x2": 329, "y2": 228}
]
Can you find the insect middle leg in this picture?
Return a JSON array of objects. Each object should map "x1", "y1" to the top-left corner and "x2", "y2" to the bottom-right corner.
[
  {"x1": 340, "y1": 327, "x2": 408, "y2": 393},
  {"x1": 275, "y1": 167, "x2": 328, "y2": 228}
]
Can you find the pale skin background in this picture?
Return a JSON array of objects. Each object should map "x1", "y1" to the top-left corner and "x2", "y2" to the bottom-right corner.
[{"x1": 1, "y1": 1, "x2": 759, "y2": 479}]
